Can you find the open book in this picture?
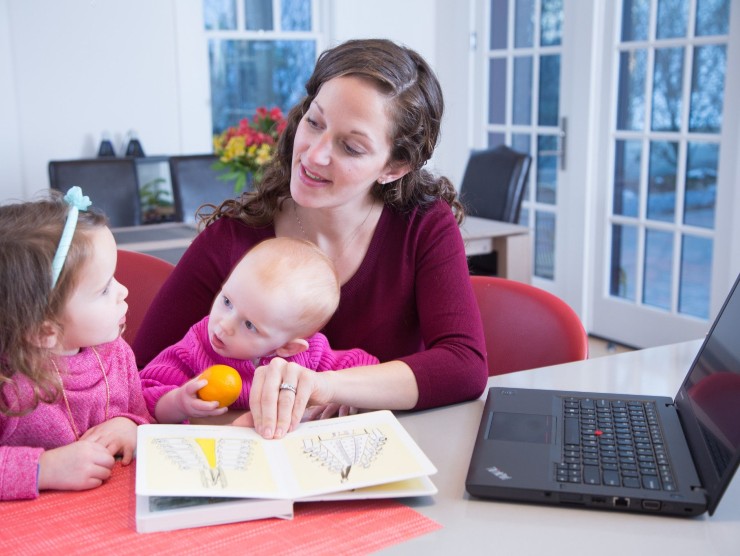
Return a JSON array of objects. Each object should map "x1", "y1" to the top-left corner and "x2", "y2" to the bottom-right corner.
[{"x1": 135, "y1": 410, "x2": 437, "y2": 531}]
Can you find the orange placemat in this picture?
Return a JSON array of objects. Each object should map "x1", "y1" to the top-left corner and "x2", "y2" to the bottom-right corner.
[{"x1": 1, "y1": 463, "x2": 441, "y2": 555}]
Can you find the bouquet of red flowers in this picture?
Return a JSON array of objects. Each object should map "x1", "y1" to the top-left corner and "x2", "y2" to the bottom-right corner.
[{"x1": 212, "y1": 107, "x2": 287, "y2": 193}]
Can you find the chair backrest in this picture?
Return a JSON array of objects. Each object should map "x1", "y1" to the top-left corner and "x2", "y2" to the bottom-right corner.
[
  {"x1": 115, "y1": 249, "x2": 174, "y2": 347},
  {"x1": 169, "y1": 154, "x2": 239, "y2": 224},
  {"x1": 48, "y1": 158, "x2": 142, "y2": 227},
  {"x1": 471, "y1": 275, "x2": 588, "y2": 375},
  {"x1": 459, "y1": 145, "x2": 532, "y2": 223}
]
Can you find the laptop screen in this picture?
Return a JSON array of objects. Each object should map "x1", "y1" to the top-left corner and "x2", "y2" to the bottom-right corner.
[{"x1": 675, "y1": 273, "x2": 740, "y2": 514}]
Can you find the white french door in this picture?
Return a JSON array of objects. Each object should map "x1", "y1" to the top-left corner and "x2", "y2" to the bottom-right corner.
[
  {"x1": 471, "y1": 0, "x2": 599, "y2": 314},
  {"x1": 473, "y1": 0, "x2": 740, "y2": 348},
  {"x1": 591, "y1": 0, "x2": 740, "y2": 348}
]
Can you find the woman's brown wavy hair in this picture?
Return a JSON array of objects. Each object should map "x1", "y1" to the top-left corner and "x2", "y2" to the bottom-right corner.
[{"x1": 200, "y1": 38, "x2": 464, "y2": 228}]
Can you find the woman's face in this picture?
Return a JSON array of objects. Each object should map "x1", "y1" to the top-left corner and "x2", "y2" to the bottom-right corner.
[{"x1": 290, "y1": 75, "x2": 407, "y2": 210}]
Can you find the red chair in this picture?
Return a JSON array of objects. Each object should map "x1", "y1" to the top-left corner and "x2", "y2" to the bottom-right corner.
[
  {"x1": 115, "y1": 249, "x2": 175, "y2": 346},
  {"x1": 470, "y1": 275, "x2": 588, "y2": 375}
]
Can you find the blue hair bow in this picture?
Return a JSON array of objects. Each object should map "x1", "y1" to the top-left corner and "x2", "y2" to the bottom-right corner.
[{"x1": 50, "y1": 186, "x2": 92, "y2": 288}]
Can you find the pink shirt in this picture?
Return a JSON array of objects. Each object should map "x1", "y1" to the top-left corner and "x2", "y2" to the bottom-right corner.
[
  {"x1": 0, "y1": 338, "x2": 152, "y2": 500},
  {"x1": 139, "y1": 316, "x2": 380, "y2": 417},
  {"x1": 133, "y1": 201, "x2": 488, "y2": 410}
]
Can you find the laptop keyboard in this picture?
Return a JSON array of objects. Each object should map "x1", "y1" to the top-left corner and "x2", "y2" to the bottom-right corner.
[{"x1": 555, "y1": 397, "x2": 676, "y2": 491}]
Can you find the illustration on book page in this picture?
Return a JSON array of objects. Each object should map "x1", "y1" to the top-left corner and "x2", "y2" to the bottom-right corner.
[
  {"x1": 141, "y1": 429, "x2": 280, "y2": 497},
  {"x1": 285, "y1": 423, "x2": 428, "y2": 494}
]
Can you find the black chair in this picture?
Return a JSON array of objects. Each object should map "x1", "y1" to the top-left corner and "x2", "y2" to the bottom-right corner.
[
  {"x1": 169, "y1": 154, "x2": 241, "y2": 224},
  {"x1": 459, "y1": 145, "x2": 532, "y2": 276},
  {"x1": 48, "y1": 158, "x2": 142, "y2": 227}
]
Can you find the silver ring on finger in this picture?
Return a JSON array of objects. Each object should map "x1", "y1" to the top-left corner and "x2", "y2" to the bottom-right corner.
[{"x1": 279, "y1": 382, "x2": 297, "y2": 395}]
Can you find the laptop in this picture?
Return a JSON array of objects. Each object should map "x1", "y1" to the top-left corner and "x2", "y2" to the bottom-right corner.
[{"x1": 466, "y1": 273, "x2": 740, "y2": 517}]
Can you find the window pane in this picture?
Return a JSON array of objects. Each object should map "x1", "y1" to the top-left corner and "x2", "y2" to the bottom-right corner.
[
  {"x1": 695, "y1": 0, "x2": 730, "y2": 36},
  {"x1": 489, "y1": 58, "x2": 507, "y2": 124},
  {"x1": 621, "y1": 0, "x2": 649, "y2": 41},
  {"x1": 281, "y1": 0, "x2": 311, "y2": 31},
  {"x1": 209, "y1": 40, "x2": 315, "y2": 133},
  {"x1": 519, "y1": 207, "x2": 529, "y2": 227},
  {"x1": 536, "y1": 135, "x2": 557, "y2": 204},
  {"x1": 646, "y1": 141, "x2": 678, "y2": 222},
  {"x1": 610, "y1": 224, "x2": 638, "y2": 300},
  {"x1": 689, "y1": 45, "x2": 726, "y2": 133},
  {"x1": 204, "y1": 0, "x2": 237, "y2": 30},
  {"x1": 651, "y1": 47, "x2": 684, "y2": 132},
  {"x1": 616, "y1": 50, "x2": 646, "y2": 131},
  {"x1": 535, "y1": 211, "x2": 556, "y2": 279},
  {"x1": 244, "y1": 0, "x2": 273, "y2": 30},
  {"x1": 656, "y1": 0, "x2": 688, "y2": 39},
  {"x1": 512, "y1": 56, "x2": 532, "y2": 125},
  {"x1": 540, "y1": 0, "x2": 563, "y2": 47},
  {"x1": 512, "y1": 133, "x2": 530, "y2": 154},
  {"x1": 490, "y1": 0, "x2": 508, "y2": 50},
  {"x1": 487, "y1": 132, "x2": 505, "y2": 148},
  {"x1": 613, "y1": 140, "x2": 641, "y2": 217},
  {"x1": 643, "y1": 229, "x2": 673, "y2": 310},
  {"x1": 514, "y1": 0, "x2": 534, "y2": 48},
  {"x1": 538, "y1": 55, "x2": 560, "y2": 126},
  {"x1": 684, "y1": 142, "x2": 718, "y2": 228},
  {"x1": 679, "y1": 235, "x2": 713, "y2": 318}
]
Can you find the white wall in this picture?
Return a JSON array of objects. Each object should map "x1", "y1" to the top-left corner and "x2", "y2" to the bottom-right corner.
[
  {"x1": 1, "y1": 0, "x2": 211, "y2": 201},
  {"x1": 0, "y1": 0, "x2": 23, "y2": 201},
  {"x1": 0, "y1": 0, "x2": 472, "y2": 202}
]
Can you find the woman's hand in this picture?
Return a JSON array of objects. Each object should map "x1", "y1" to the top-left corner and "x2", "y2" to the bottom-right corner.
[
  {"x1": 37, "y1": 441, "x2": 115, "y2": 492},
  {"x1": 80, "y1": 416, "x2": 139, "y2": 464},
  {"x1": 249, "y1": 358, "x2": 333, "y2": 439}
]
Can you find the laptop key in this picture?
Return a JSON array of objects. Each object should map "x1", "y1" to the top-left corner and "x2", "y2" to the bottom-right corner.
[
  {"x1": 565, "y1": 418, "x2": 580, "y2": 445},
  {"x1": 642, "y1": 476, "x2": 661, "y2": 490},
  {"x1": 603, "y1": 470, "x2": 620, "y2": 486},
  {"x1": 584, "y1": 466, "x2": 601, "y2": 485},
  {"x1": 623, "y1": 477, "x2": 640, "y2": 488}
]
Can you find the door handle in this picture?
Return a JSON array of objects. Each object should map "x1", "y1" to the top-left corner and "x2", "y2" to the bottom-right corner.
[{"x1": 538, "y1": 117, "x2": 568, "y2": 171}]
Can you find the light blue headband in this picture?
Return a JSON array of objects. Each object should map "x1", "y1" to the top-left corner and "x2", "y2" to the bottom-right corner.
[{"x1": 50, "y1": 186, "x2": 92, "y2": 288}]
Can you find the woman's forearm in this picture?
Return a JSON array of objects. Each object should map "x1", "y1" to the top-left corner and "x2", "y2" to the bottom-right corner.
[{"x1": 322, "y1": 360, "x2": 419, "y2": 410}]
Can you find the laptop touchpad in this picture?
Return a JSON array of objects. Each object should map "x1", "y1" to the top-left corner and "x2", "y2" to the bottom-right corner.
[{"x1": 487, "y1": 412, "x2": 553, "y2": 444}]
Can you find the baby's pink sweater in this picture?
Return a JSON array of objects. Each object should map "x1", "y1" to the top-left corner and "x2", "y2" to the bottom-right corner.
[
  {"x1": 139, "y1": 316, "x2": 380, "y2": 417},
  {"x1": 0, "y1": 338, "x2": 152, "y2": 500}
]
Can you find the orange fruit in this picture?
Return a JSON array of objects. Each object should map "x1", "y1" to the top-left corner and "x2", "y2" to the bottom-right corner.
[{"x1": 196, "y1": 365, "x2": 242, "y2": 408}]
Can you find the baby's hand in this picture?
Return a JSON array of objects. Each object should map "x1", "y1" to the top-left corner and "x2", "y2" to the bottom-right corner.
[
  {"x1": 80, "y1": 417, "x2": 138, "y2": 464},
  {"x1": 37, "y1": 441, "x2": 115, "y2": 492},
  {"x1": 155, "y1": 379, "x2": 229, "y2": 423}
]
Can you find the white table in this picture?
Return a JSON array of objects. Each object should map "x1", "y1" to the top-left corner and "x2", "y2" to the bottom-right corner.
[
  {"x1": 386, "y1": 340, "x2": 740, "y2": 555},
  {"x1": 114, "y1": 216, "x2": 531, "y2": 281}
]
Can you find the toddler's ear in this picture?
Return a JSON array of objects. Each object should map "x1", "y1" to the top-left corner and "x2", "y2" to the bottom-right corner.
[
  {"x1": 27, "y1": 321, "x2": 60, "y2": 349},
  {"x1": 275, "y1": 338, "x2": 310, "y2": 358}
]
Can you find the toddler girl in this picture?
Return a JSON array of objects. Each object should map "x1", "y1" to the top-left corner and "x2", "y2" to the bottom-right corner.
[{"x1": 0, "y1": 187, "x2": 152, "y2": 500}]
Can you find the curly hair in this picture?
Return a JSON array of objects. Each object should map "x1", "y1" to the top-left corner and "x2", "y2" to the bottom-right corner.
[
  {"x1": 200, "y1": 38, "x2": 464, "y2": 228},
  {"x1": 0, "y1": 191, "x2": 108, "y2": 416}
]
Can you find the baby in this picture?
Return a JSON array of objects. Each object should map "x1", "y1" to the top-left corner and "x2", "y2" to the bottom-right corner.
[{"x1": 140, "y1": 237, "x2": 379, "y2": 423}]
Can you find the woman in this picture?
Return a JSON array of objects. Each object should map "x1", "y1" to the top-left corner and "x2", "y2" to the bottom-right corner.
[{"x1": 133, "y1": 38, "x2": 487, "y2": 438}]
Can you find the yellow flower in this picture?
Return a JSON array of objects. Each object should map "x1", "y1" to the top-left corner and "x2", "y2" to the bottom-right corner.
[
  {"x1": 256, "y1": 144, "x2": 272, "y2": 166},
  {"x1": 221, "y1": 136, "x2": 246, "y2": 163}
]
